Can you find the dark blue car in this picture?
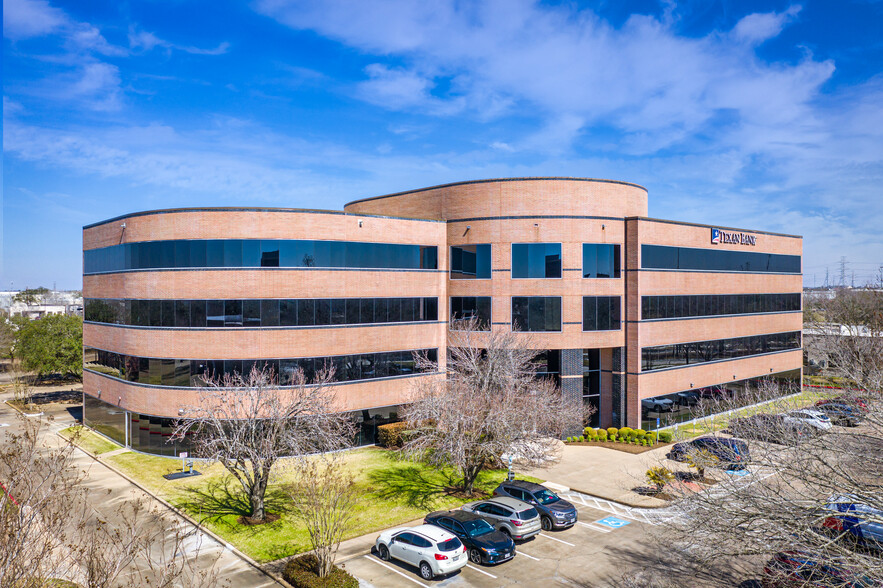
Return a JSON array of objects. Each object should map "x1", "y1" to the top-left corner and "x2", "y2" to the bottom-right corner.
[
  {"x1": 666, "y1": 436, "x2": 750, "y2": 469},
  {"x1": 821, "y1": 495, "x2": 883, "y2": 551}
]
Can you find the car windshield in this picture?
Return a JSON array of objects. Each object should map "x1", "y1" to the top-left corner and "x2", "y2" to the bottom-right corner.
[
  {"x1": 518, "y1": 507, "x2": 539, "y2": 520},
  {"x1": 462, "y1": 519, "x2": 494, "y2": 537},
  {"x1": 533, "y1": 489, "x2": 558, "y2": 505},
  {"x1": 437, "y1": 537, "x2": 462, "y2": 552}
]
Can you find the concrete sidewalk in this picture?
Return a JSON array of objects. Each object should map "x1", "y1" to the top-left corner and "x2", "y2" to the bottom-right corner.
[{"x1": 518, "y1": 443, "x2": 687, "y2": 508}]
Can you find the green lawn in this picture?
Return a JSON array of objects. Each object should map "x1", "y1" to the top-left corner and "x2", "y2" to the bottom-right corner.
[
  {"x1": 60, "y1": 426, "x2": 122, "y2": 455},
  {"x1": 669, "y1": 387, "x2": 836, "y2": 440},
  {"x1": 102, "y1": 446, "x2": 542, "y2": 563}
]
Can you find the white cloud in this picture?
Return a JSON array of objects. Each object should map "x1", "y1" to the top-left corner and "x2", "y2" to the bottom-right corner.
[
  {"x1": 731, "y1": 5, "x2": 802, "y2": 46},
  {"x1": 3, "y1": 0, "x2": 67, "y2": 40},
  {"x1": 128, "y1": 27, "x2": 230, "y2": 56}
]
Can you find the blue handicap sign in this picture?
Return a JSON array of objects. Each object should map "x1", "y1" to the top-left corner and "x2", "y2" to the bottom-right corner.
[
  {"x1": 726, "y1": 469, "x2": 749, "y2": 476},
  {"x1": 596, "y1": 516, "x2": 631, "y2": 529}
]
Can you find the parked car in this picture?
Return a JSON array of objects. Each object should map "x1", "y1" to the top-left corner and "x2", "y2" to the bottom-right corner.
[
  {"x1": 729, "y1": 414, "x2": 817, "y2": 445},
  {"x1": 817, "y1": 396, "x2": 870, "y2": 413},
  {"x1": 461, "y1": 497, "x2": 542, "y2": 540},
  {"x1": 641, "y1": 397, "x2": 675, "y2": 413},
  {"x1": 761, "y1": 550, "x2": 880, "y2": 587},
  {"x1": 813, "y1": 403, "x2": 864, "y2": 426},
  {"x1": 821, "y1": 494, "x2": 883, "y2": 552},
  {"x1": 676, "y1": 391, "x2": 700, "y2": 406},
  {"x1": 375, "y1": 524, "x2": 467, "y2": 580},
  {"x1": 493, "y1": 480, "x2": 578, "y2": 531},
  {"x1": 783, "y1": 409, "x2": 833, "y2": 431},
  {"x1": 666, "y1": 436, "x2": 750, "y2": 468},
  {"x1": 423, "y1": 510, "x2": 516, "y2": 565}
]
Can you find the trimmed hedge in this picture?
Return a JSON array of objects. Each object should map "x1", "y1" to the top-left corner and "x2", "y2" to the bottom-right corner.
[
  {"x1": 283, "y1": 555, "x2": 358, "y2": 588},
  {"x1": 377, "y1": 422, "x2": 408, "y2": 448},
  {"x1": 658, "y1": 430, "x2": 673, "y2": 443},
  {"x1": 596, "y1": 429, "x2": 608, "y2": 441}
]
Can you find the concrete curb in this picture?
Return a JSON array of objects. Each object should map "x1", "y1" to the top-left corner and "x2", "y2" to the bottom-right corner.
[
  {"x1": 56, "y1": 428, "x2": 292, "y2": 588},
  {"x1": 4, "y1": 399, "x2": 44, "y2": 417}
]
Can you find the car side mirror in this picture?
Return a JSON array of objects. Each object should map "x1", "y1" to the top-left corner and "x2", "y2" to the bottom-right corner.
[{"x1": 389, "y1": 537, "x2": 397, "y2": 543}]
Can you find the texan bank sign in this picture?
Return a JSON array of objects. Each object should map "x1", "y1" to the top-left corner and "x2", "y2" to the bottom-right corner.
[{"x1": 711, "y1": 228, "x2": 756, "y2": 246}]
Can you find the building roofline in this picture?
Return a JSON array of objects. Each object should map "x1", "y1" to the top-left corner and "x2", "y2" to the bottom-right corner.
[
  {"x1": 343, "y1": 177, "x2": 649, "y2": 208},
  {"x1": 627, "y1": 216, "x2": 803, "y2": 239},
  {"x1": 82, "y1": 207, "x2": 445, "y2": 230}
]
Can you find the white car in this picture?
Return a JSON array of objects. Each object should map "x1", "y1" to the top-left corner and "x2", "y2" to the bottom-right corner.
[
  {"x1": 375, "y1": 524, "x2": 467, "y2": 580},
  {"x1": 784, "y1": 409, "x2": 833, "y2": 431}
]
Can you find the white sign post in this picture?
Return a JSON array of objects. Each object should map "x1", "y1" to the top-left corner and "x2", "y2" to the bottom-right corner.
[{"x1": 180, "y1": 451, "x2": 188, "y2": 473}]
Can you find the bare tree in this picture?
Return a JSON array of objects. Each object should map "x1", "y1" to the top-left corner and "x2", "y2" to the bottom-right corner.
[
  {"x1": 283, "y1": 456, "x2": 360, "y2": 578},
  {"x1": 642, "y1": 380, "x2": 883, "y2": 585},
  {"x1": 804, "y1": 287, "x2": 883, "y2": 392},
  {"x1": 0, "y1": 416, "x2": 223, "y2": 587},
  {"x1": 173, "y1": 363, "x2": 356, "y2": 522},
  {"x1": 402, "y1": 318, "x2": 587, "y2": 495}
]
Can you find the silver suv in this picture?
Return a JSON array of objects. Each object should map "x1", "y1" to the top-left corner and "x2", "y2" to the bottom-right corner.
[{"x1": 461, "y1": 497, "x2": 541, "y2": 540}]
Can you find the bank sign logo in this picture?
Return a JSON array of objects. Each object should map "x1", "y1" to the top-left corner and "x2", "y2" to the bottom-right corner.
[{"x1": 711, "y1": 228, "x2": 756, "y2": 246}]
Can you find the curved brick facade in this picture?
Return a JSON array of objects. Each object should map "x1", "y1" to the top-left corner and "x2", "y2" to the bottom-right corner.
[{"x1": 83, "y1": 178, "x2": 802, "y2": 455}]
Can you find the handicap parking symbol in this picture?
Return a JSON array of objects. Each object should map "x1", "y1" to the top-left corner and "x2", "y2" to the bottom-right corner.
[
  {"x1": 596, "y1": 516, "x2": 630, "y2": 529},
  {"x1": 726, "y1": 469, "x2": 749, "y2": 476}
]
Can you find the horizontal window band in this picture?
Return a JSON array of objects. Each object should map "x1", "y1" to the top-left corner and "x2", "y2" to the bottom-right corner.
[
  {"x1": 625, "y1": 269, "x2": 801, "y2": 275},
  {"x1": 630, "y1": 310, "x2": 802, "y2": 323},
  {"x1": 627, "y1": 347, "x2": 802, "y2": 376},
  {"x1": 84, "y1": 320, "x2": 448, "y2": 331},
  {"x1": 85, "y1": 267, "x2": 446, "y2": 276},
  {"x1": 446, "y1": 214, "x2": 625, "y2": 223},
  {"x1": 84, "y1": 367, "x2": 443, "y2": 389}
]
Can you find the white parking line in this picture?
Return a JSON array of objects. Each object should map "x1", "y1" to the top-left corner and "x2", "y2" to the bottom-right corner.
[
  {"x1": 465, "y1": 564, "x2": 497, "y2": 578},
  {"x1": 577, "y1": 521, "x2": 612, "y2": 533},
  {"x1": 538, "y1": 533, "x2": 575, "y2": 547},
  {"x1": 362, "y1": 555, "x2": 430, "y2": 588},
  {"x1": 517, "y1": 550, "x2": 540, "y2": 561}
]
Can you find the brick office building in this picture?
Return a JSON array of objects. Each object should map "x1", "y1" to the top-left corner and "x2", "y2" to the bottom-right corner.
[{"x1": 82, "y1": 178, "x2": 802, "y2": 455}]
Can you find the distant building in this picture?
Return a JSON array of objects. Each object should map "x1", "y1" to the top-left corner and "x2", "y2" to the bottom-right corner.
[{"x1": 1, "y1": 290, "x2": 84, "y2": 319}]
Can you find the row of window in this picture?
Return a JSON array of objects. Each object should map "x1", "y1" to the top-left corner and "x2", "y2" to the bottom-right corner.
[
  {"x1": 450, "y1": 243, "x2": 621, "y2": 280},
  {"x1": 640, "y1": 331, "x2": 801, "y2": 372},
  {"x1": 84, "y1": 347, "x2": 438, "y2": 387},
  {"x1": 641, "y1": 245, "x2": 801, "y2": 274},
  {"x1": 84, "y1": 297, "x2": 439, "y2": 328},
  {"x1": 642, "y1": 293, "x2": 801, "y2": 320},
  {"x1": 83, "y1": 239, "x2": 439, "y2": 274},
  {"x1": 452, "y1": 296, "x2": 621, "y2": 332}
]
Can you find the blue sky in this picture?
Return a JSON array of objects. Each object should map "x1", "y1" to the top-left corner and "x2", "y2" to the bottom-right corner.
[{"x1": 3, "y1": 0, "x2": 882, "y2": 290}]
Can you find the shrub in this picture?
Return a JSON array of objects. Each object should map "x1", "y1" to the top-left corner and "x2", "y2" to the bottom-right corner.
[
  {"x1": 646, "y1": 467, "x2": 674, "y2": 491},
  {"x1": 584, "y1": 427, "x2": 594, "y2": 437},
  {"x1": 597, "y1": 429, "x2": 608, "y2": 441},
  {"x1": 658, "y1": 431, "x2": 673, "y2": 443},
  {"x1": 619, "y1": 427, "x2": 633, "y2": 438},
  {"x1": 635, "y1": 428, "x2": 647, "y2": 437},
  {"x1": 607, "y1": 427, "x2": 618, "y2": 440},
  {"x1": 283, "y1": 554, "x2": 359, "y2": 588},
  {"x1": 647, "y1": 431, "x2": 657, "y2": 444},
  {"x1": 377, "y1": 422, "x2": 408, "y2": 448},
  {"x1": 579, "y1": 435, "x2": 585, "y2": 442}
]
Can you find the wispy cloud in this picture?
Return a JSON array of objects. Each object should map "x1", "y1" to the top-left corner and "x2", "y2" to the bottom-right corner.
[{"x1": 128, "y1": 27, "x2": 230, "y2": 56}]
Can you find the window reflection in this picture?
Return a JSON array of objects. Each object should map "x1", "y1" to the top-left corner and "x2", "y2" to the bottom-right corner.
[
  {"x1": 642, "y1": 245, "x2": 801, "y2": 273},
  {"x1": 511, "y1": 297, "x2": 562, "y2": 332},
  {"x1": 511, "y1": 244, "x2": 561, "y2": 278},
  {"x1": 582, "y1": 244, "x2": 621, "y2": 278},
  {"x1": 450, "y1": 296, "x2": 491, "y2": 330},
  {"x1": 641, "y1": 331, "x2": 801, "y2": 372},
  {"x1": 450, "y1": 244, "x2": 491, "y2": 279},
  {"x1": 583, "y1": 297, "x2": 621, "y2": 331},
  {"x1": 641, "y1": 293, "x2": 801, "y2": 320},
  {"x1": 84, "y1": 239, "x2": 439, "y2": 273}
]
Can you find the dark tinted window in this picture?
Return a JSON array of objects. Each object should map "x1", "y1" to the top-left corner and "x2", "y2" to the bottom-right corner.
[
  {"x1": 512, "y1": 297, "x2": 561, "y2": 332},
  {"x1": 583, "y1": 244, "x2": 621, "y2": 278},
  {"x1": 450, "y1": 296, "x2": 491, "y2": 330},
  {"x1": 84, "y1": 239, "x2": 439, "y2": 273},
  {"x1": 412, "y1": 535, "x2": 433, "y2": 549},
  {"x1": 583, "y1": 297, "x2": 621, "y2": 330},
  {"x1": 437, "y1": 538, "x2": 462, "y2": 551},
  {"x1": 641, "y1": 245, "x2": 800, "y2": 274},
  {"x1": 641, "y1": 331, "x2": 801, "y2": 371},
  {"x1": 450, "y1": 244, "x2": 491, "y2": 279},
  {"x1": 518, "y1": 508, "x2": 539, "y2": 520},
  {"x1": 512, "y1": 243, "x2": 561, "y2": 278},
  {"x1": 641, "y1": 293, "x2": 801, "y2": 320}
]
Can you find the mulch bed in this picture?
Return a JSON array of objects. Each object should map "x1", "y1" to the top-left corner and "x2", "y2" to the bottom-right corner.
[{"x1": 565, "y1": 441, "x2": 672, "y2": 454}]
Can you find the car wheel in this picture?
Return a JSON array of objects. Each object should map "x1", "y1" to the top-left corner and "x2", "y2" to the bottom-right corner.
[
  {"x1": 419, "y1": 562, "x2": 434, "y2": 580},
  {"x1": 541, "y1": 516, "x2": 553, "y2": 531},
  {"x1": 469, "y1": 548, "x2": 482, "y2": 564},
  {"x1": 500, "y1": 528, "x2": 512, "y2": 539},
  {"x1": 378, "y1": 544, "x2": 390, "y2": 561}
]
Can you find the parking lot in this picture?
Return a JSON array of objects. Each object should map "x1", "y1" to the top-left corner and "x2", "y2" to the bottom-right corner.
[{"x1": 339, "y1": 500, "x2": 652, "y2": 588}]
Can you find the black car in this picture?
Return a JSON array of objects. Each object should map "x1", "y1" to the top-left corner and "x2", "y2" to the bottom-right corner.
[
  {"x1": 423, "y1": 510, "x2": 516, "y2": 565},
  {"x1": 729, "y1": 414, "x2": 818, "y2": 445},
  {"x1": 493, "y1": 480, "x2": 578, "y2": 531},
  {"x1": 666, "y1": 437, "x2": 750, "y2": 468},
  {"x1": 814, "y1": 403, "x2": 863, "y2": 427}
]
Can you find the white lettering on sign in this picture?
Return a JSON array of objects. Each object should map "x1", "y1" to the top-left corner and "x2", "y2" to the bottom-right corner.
[{"x1": 711, "y1": 228, "x2": 756, "y2": 246}]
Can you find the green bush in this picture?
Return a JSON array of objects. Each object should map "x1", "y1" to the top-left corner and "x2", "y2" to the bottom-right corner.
[
  {"x1": 607, "y1": 427, "x2": 618, "y2": 440},
  {"x1": 377, "y1": 422, "x2": 408, "y2": 448},
  {"x1": 579, "y1": 435, "x2": 585, "y2": 442},
  {"x1": 658, "y1": 431, "x2": 673, "y2": 443},
  {"x1": 283, "y1": 555, "x2": 358, "y2": 588},
  {"x1": 584, "y1": 426, "x2": 594, "y2": 437},
  {"x1": 597, "y1": 429, "x2": 608, "y2": 441},
  {"x1": 635, "y1": 428, "x2": 647, "y2": 437},
  {"x1": 647, "y1": 431, "x2": 657, "y2": 444},
  {"x1": 619, "y1": 427, "x2": 633, "y2": 438}
]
